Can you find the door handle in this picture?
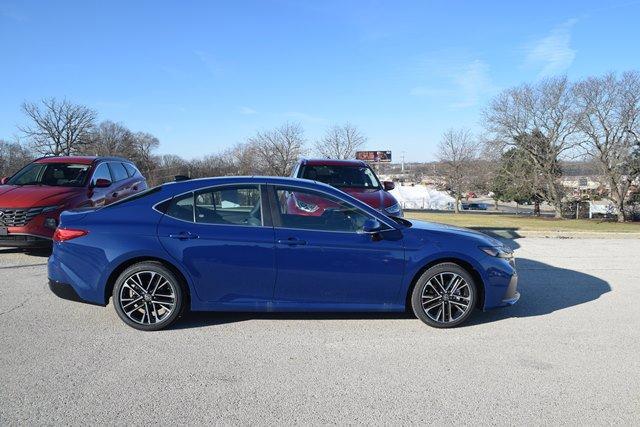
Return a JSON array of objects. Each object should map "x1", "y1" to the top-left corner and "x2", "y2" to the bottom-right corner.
[
  {"x1": 169, "y1": 231, "x2": 199, "y2": 240},
  {"x1": 112, "y1": 192, "x2": 118, "y2": 198},
  {"x1": 277, "y1": 237, "x2": 307, "y2": 246}
]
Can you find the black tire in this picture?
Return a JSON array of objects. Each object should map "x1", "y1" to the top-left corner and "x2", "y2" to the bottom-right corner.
[
  {"x1": 112, "y1": 261, "x2": 185, "y2": 331},
  {"x1": 410, "y1": 262, "x2": 477, "y2": 328}
]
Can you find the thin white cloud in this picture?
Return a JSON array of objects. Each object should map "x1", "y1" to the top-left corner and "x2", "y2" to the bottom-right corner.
[
  {"x1": 239, "y1": 106, "x2": 257, "y2": 115},
  {"x1": 283, "y1": 111, "x2": 326, "y2": 123},
  {"x1": 410, "y1": 58, "x2": 496, "y2": 109},
  {"x1": 193, "y1": 50, "x2": 225, "y2": 76},
  {"x1": 524, "y1": 19, "x2": 577, "y2": 77}
]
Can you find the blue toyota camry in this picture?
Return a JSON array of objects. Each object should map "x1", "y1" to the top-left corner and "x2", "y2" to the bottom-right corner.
[{"x1": 48, "y1": 176, "x2": 519, "y2": 331}]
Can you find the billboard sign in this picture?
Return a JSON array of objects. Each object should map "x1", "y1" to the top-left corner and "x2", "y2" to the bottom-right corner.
[{"x1": 355, "y1": 150, "x2": 392, "y2": 163}]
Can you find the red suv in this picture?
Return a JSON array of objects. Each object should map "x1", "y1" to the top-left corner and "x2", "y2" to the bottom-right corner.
[
  {"x1": 0, "y1": 156, "x2": 147, "y2": 248},
  {"x1": 291, "y1": 159, "x2": 402, "y2": 217}
]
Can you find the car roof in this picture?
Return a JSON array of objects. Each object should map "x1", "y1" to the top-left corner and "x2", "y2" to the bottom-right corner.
[
  {"x1": 34, "y1": 156, "x2": 132, "y2": 165},
  {"x1": 301, "y1": 158, "x2": 367, "y2": 167}
]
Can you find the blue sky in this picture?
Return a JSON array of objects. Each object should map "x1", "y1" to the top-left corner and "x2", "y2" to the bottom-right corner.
[{"x1": 1, "y1": 0, "x2": 639, "y2": 161}]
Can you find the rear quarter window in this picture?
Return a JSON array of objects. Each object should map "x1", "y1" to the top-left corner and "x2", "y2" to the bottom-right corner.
[
  {"x1": 109, "y1": 162, "x2": 129, "y2": 182},
  {"x1": 123, "y1": 163, "x2": 139, "y2": 177}
]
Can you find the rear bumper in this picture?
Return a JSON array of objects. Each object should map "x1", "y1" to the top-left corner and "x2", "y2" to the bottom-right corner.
[{"x1": 48, "y1": 279, "x2": 104, "y2": 306}]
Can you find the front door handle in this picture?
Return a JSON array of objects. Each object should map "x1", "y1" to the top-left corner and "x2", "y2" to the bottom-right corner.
[
  {"x1": 169, "y1": 231, "x2": 199, "y2": 240},
  {"x1": 277, "y1": 237, "x2": 307, "y2": 246},
  {"x1": 112, "y1": 192, "x2": 119, "y2": 198}
]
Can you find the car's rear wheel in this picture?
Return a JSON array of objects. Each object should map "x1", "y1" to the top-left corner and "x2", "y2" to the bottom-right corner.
[
  {"x1": 112, "y1": 262, "x2": 185, "y2": 331},
  {"x1": 411, "y1": 263, "x2": 477, "y2": 328}
]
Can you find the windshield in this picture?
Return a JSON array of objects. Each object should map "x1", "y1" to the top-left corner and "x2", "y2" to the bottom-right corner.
[
  {"x1": 301, "y1": 165, "x2": 381, "y2": 189},
  {"x1": 7, "y1": 163, "x2": 91, "y2": 187}
]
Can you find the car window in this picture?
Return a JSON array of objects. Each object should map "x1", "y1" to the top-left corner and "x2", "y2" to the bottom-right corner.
[
  {"x1": 8, "y1": 162, "x2": 91, "y2": 187},
  {"x1": 123, "y1": 163, "x2": 138, "y2": 177},
  {"x1": 300, "y1": 165, "x2": 381, "y2": 189},
  {"x1": 165, "y1": 192, "x2": 194, "y2": 222},
  {"x1": 274, "y1": 186, "x2": 373, "y2": 232},
  {"x1": 194, "y1": 185, "x2": 262, "y2": 226},
  {"x1": 109, "y1": 162, "x2": 129, "y2": 182},
  {"x1": 91, "y1": 163, "x2": 112, "y2": 185}
]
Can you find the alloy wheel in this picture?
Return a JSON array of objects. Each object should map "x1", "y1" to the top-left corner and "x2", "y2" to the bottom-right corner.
[
  {"x1": 118, "y1": 271, "x2": 177, "y2": 325},
  {"x1": 421, "y1": 272, "x2": 471, "y2": 324}
]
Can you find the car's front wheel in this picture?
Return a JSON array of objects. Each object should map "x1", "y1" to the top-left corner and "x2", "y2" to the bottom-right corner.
[
  {"x1": 112, "y1": 262, "x2": 185, "y2": 331},
  {"x1": 411, "y1": 263, "x2": 477, "y2": 328}
]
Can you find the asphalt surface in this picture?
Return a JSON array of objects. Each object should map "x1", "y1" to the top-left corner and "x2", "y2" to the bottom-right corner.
[{"x1": 0, "y1": 238, "x2": 639, "y2": 425}]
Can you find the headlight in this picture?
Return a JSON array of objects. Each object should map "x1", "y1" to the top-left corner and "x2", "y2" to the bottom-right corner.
[
  {"x1": 294, "y1": 196, "x2": 319, "y2": 213},
  {"x1": 385, "y1": 203, "x2": 402, "y2": 216},
  {"x1": 479, "y1": 246, "x2": 513, "y2": 259}
]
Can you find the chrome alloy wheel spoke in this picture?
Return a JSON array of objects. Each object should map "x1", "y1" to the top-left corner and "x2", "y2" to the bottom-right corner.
[
  {"x1": 422, "y1": 272, "x2": 470, "y2": 324},
  {"x1": 119, "y1": 271, "x2": 176, "y2": 325}
]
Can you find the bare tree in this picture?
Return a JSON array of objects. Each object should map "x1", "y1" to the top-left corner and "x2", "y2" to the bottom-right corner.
[
  {"x1": 573, "y1": 71, "x2": 640, "y2": 221},
  {"x1": 483, "y1": 76, "x2": 578, "y2": 217},
  {"x1": 19, "y1": 98, "x2": 97, "y2": 156},
  {"x1": 248, "y1": 122, "x2": 306, "y2": 176},
  {"x1": 85, "y1": 121, "x2": 135, "y2": 157},
  {"x1": 0, "y1": 139, "x2": 34, "y2": 179},
  {"x1": 437, "y1": 128, "x2": 480, "y2": 213},
  {"x1": 315, "y1": 123, "x2": 367, "y2": 159},
  {"x1": 129, "y1": 132, "x2": 160, "y2": 179}
]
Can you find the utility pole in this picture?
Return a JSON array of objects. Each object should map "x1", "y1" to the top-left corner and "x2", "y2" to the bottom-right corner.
[{"x1": 401, "y1": 151, "x2": 405, "y2": 174}]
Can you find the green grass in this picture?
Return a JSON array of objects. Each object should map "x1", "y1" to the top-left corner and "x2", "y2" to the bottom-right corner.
[{"x1": 404, "y1": 211, "x2": 640, "y2": 233}]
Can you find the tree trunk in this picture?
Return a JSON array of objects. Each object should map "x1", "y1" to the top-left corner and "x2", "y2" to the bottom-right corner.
[
  {"x1": 618, "y1": 201, "x2": 626, "y2": 222},
  {"x1": 454, "y1": 195, "x2": 460, "y2": 213}
]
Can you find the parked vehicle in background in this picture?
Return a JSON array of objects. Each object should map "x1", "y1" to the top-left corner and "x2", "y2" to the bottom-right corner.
[
  {"x1": 461, "y1": 202, "x2": 488, "y2": 211},
  {"x1": 0, "y1": 156, "x2": 147, "y2": 248},
  {"x1": 292, "y1": 159, "x2": 402, "y2": 217},
  {"x1": 48, "y1": 176, "x2": 519, "y2": 331}
]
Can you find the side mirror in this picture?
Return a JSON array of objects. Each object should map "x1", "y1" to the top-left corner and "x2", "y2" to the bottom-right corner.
[
  {"x1": 361, "y1": 218, "x2": 382, "y2": 234},
  {"x1": 93, "y1": 178, "x2": 112, "y2": 188},
  {"x1": 383, "y1": 181, "x2": 395, "y2": 191},
  {"x1": 0, "y1": 177, "x2": 8, "y2": 185}
]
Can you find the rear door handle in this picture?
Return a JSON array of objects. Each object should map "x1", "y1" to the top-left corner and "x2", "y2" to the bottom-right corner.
[
  {"x1": 169, "y1": 231, "x2": 199, "y2": 240},
  {"x1": 112, "y1": 192, "x2": 118, "y2": 198},
  {"x1": 277, "y1": 237, "x2": 307, "y2": 246}
]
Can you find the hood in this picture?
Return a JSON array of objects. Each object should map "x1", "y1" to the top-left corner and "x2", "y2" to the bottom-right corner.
[
  {"x1": 409, "y1": 219, "x2": 503, "y2": 246},
  {"x1": 341, "y1": 187, "x2": 397, "y2": 210},
  {"x1": 0, "y1": 185, "x2": 84, "y2": 208}
]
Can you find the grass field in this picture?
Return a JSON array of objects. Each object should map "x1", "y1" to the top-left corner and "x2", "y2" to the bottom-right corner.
[{"x1": 405, "y1": 211, "x2": 640, "y2": 233}]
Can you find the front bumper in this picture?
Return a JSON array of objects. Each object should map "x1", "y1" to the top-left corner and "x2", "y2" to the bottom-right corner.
[
  {"x1": 0, "y1": 212, "x2": 59, "y2": 247},
  {"x1": 501, "y1": 272, "x2": 520, "y2": 305},
  {"x1": 0, "y1": 234, "x2": 52, "y2": 248}
]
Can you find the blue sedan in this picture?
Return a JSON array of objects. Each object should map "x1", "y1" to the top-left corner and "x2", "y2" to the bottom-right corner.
[{"x1": 48, "y1": 176, "x2": 519, "y2": 331}]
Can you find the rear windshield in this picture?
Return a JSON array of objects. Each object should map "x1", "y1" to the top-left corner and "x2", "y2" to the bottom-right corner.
[
  {"x1": 8, "y1": 162, "x2": 91, "y2": 187},
  {"x1": 300, "y1": 165, "x2": 381, "y2": 189},
  {"x1": 103, "y1": 186, "x2": 162, "y2": 208}
]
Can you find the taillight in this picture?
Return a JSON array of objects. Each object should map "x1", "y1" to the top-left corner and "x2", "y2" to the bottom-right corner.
[{"x1": 53, "y1": 228, "x2": 88, "y2": 242}]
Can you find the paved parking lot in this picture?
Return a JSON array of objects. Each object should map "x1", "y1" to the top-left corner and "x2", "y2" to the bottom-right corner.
[{"x1": 1, "y1": 237, "x2": 639, "y2": 425}]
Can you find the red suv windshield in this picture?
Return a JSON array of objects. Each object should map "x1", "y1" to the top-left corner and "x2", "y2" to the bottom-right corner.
[
  {"x1": 7, "y1": 162, "x2": 91, "y2": 187},
  {"x1": 301, "y1": 165, "x2": 381, "y2": 189}
]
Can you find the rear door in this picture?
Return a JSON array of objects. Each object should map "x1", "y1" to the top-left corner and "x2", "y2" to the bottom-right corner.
[
  {"x1": 123, "y1": 162, "x2": 146, "y2": 193},
  {"x1": 107, "y1": 162, "x2": 132, "y2": 202},
  {"x1": 157, "y1": 184, "x2": 276, "y2": 304}
]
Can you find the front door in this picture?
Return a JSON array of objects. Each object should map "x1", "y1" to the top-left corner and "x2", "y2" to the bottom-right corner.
[
  {"x1": 270, "y1": 185, "x2": 405, "y2": 306},
  {"x1": 157, "y1": 184, "x2": 276, "y2": 304}
]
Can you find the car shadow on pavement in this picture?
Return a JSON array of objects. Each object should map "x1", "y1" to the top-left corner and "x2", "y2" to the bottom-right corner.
[
  {"x1": 170, "y1": 255, "x2": 610, "y2": 330},
  {"x1": 468, "y1": 257, "x2": 611, "y2": 326}
]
